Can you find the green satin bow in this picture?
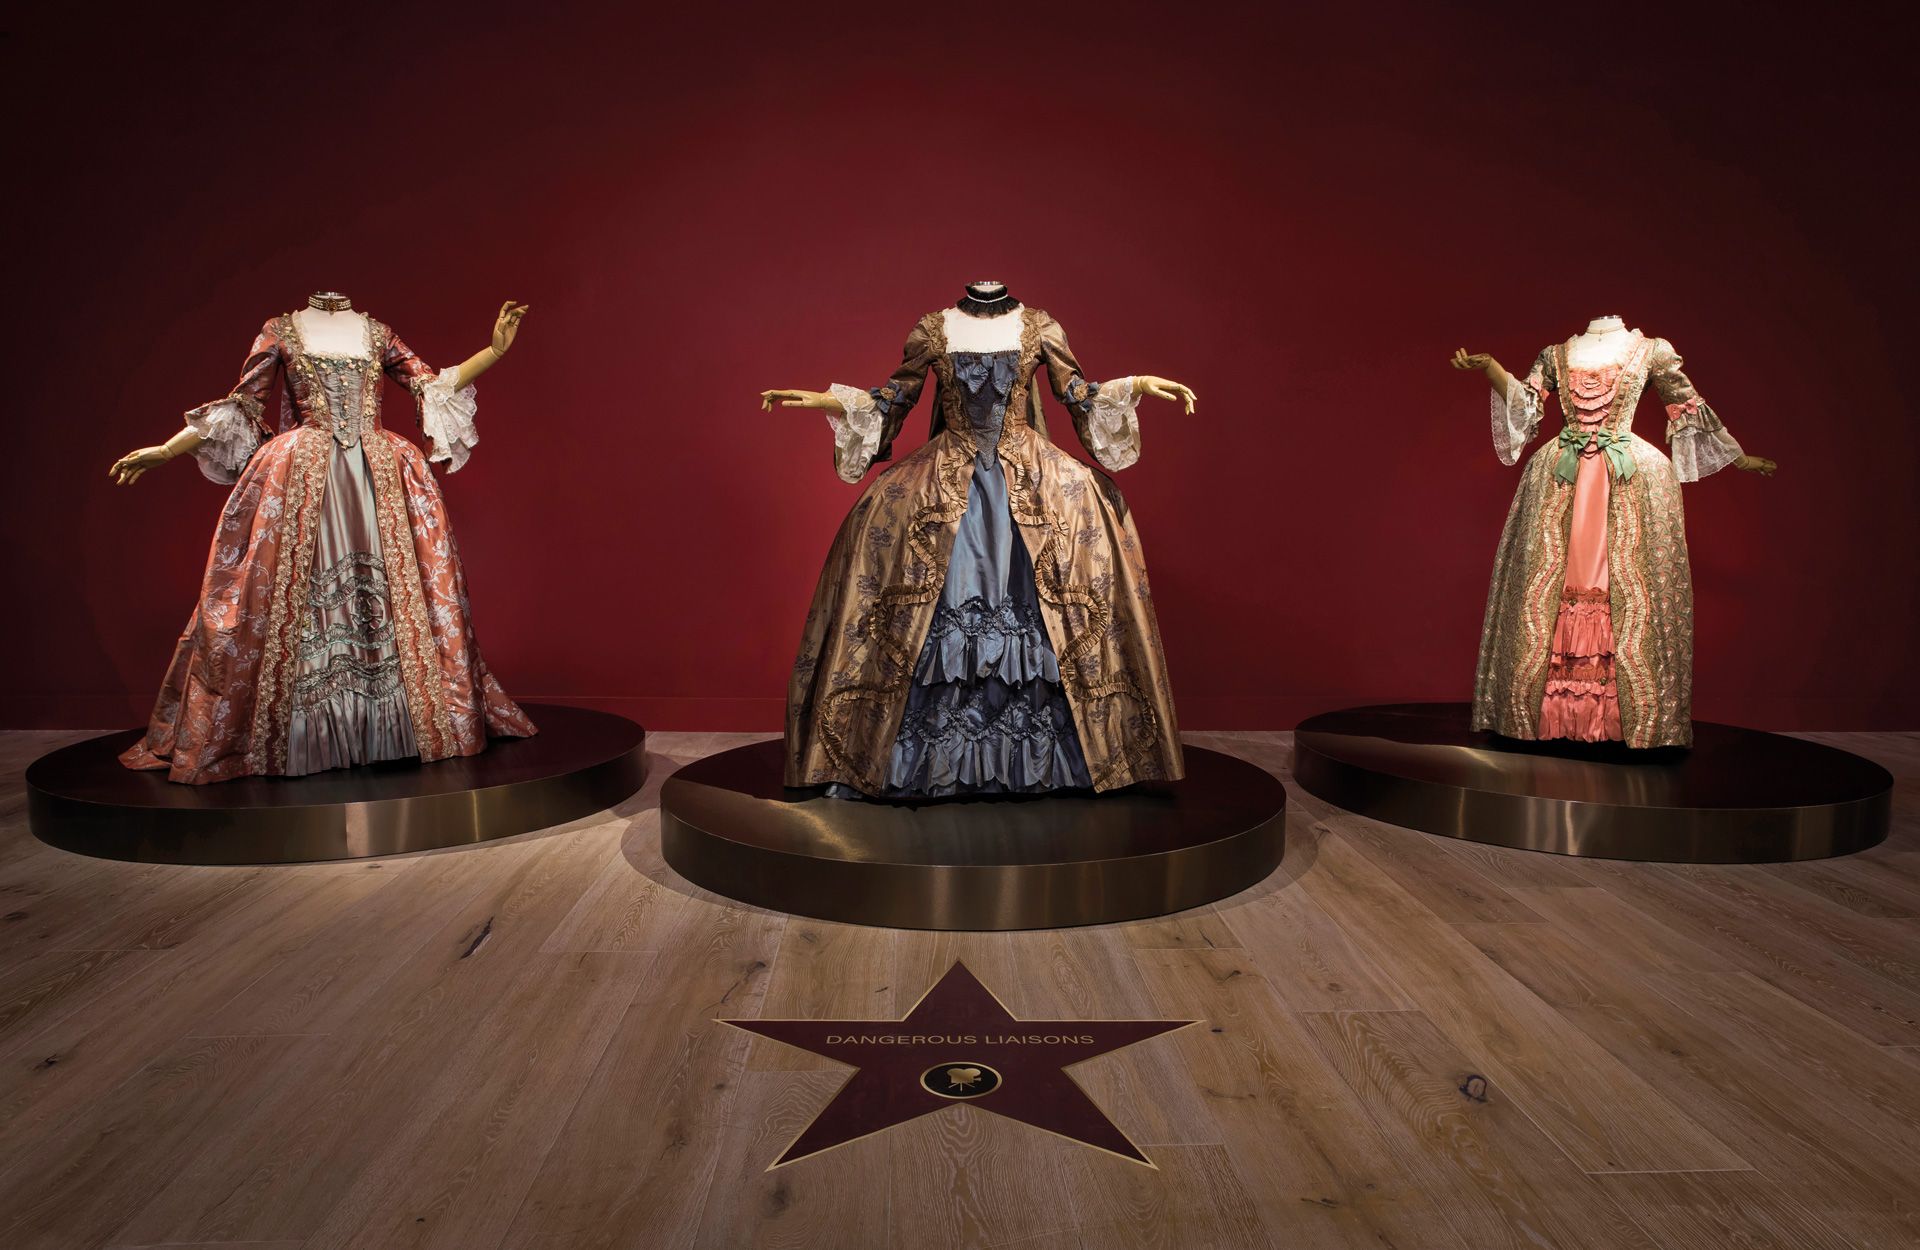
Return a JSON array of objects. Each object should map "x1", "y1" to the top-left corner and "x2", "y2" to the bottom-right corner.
[{"x1": 1554, "y1": 425, "x2": 1636, "y2": 484}]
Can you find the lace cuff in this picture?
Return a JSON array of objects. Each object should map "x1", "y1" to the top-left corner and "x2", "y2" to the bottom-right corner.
[
  {"x1": 826, "y1": 383, "x2": 883, "y2": 483},
  {"x1": 419, "y1": 368, "x2": 479, "y2": 472},
  {"x1": 1491, "y1": 378, "x2": 1542, "y2": 466},
  {"x1": 1666, "y1": 399, "x2": 1742, "y2": 482},
  {"x1": 183, "y1": 394, "x2": 263, "y2": 484},
  {"x1": 1084, "y1": 377, "x2": 1142, "y2": 471}
]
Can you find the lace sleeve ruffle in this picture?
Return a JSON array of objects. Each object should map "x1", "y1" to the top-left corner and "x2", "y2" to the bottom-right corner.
[
  {"x1": 826, "y1": 383, "x2": 884, "y2": 483},
  {"x1": 418, "y1": 369, "x2": 479, "y2": 472},
  {"x1": 1083, "y1": 376, "x2": 1142, "y2": 471},
  {"x1": 183, "y1": 394, "x2": 263, "y2": 484},
  {"x1": 1491, "y1": 377, "x2": 1542, "y2": 466},
  {"x1": 1666, "y1": 397, "x2": 1743, "y2": 482}
]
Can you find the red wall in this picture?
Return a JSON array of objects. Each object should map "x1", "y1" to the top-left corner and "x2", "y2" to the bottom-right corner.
[{"x1": 4, "y1": 3, "x2": 1915, "y2": 731}]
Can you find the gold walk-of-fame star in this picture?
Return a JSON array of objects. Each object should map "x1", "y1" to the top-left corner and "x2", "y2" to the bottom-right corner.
[{"x1": 719, "y1": 960, "x2": 1197, "y2": 1169}]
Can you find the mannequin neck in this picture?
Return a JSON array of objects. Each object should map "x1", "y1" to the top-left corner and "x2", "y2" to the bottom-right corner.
[
  {"x1": 308, "y1": 291, "x2": 353, "y2": 313},
  {"x1": 957, "y1": 280, "x2": 1019, "y2": 318},
  {"x1": 1583, "y1": 315, "x2": 1626, "y2": 335}
]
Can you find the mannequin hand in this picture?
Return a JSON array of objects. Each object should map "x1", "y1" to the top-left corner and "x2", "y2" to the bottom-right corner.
[
  {"x1": 1451, "y1": 349, "x2": 1495, "y2": 373},
  {"x1": 759, "y1": 389, "x2": 845, "y2": 416},
  {"x1": 109, "y1": 445, "x2": 172, "y2": 486},
  {"x1": 1132, "y1": 375, "x2": 1196, "y2": 413},
  {"x1": 1735, "y1": 454, "x2": 1777, "y2": 477},
  {"x1": 491, "y1": 301, "x2": 529, "y2": 356}
]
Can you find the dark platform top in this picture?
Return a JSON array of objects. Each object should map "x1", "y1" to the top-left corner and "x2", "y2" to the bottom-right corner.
[
  {"x1": 663, "y1": 740, "x2": 1287, "y2": 868},
  {"x1": 26, "y1": 704, "x2": 648, "y2": 865},
  {"x1": 660, "y1": 740, "x2": 1288, "y2": 929},
  {"x1": 28, "y1": 704, "x2": 645, "y2": 812},
  {"x1": 1295, "y1": 703, "x2": 1892, "y2": 811}
]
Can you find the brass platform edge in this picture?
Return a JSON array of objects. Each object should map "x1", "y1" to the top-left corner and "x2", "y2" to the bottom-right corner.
[
  {"x1": 658, "y1": 793, "x2": 1286, "y2": 932},
  {"x1": 1291, "y1": 738, "x2": 1891, "y2": 864},
  {"x1": 27, "y1": 734, "x2": 647, "y2": 866}
]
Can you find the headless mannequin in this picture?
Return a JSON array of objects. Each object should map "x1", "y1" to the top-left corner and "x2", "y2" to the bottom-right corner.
[
  {"x1": 109, "y1": 293, "x2": 530, "y2": 485},
  {"x1": 760, "y1": 280, "x2": 1198, "y2": 416},
  {"x1": 1449, "y1": 318, "x2": 1775, "y2": 476}
]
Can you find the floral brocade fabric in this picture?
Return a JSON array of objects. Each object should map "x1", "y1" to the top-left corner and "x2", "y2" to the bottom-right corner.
[
  {"x1": 1474, "y1": 332, "x2": 1742, "y2": 749},
  {"x1": 786, "y1": 306, "x2": 1182, "y2": 796},
  {"x1": 121, "y1": 311, "x2": 534, "y2": 784}
]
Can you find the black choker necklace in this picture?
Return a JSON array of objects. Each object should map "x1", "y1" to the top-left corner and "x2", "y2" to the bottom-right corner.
[
  {"x1": 308, "y1": 292, "x2": 352, "y2": 312},
  {"x1": 957, "y1": 291, "x2": 1020, "y2": 318}
]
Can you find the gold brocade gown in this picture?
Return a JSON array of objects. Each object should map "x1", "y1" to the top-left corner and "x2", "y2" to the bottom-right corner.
[{"x1": 785, "y1": 303, "x2": 1183, "y2": 797}]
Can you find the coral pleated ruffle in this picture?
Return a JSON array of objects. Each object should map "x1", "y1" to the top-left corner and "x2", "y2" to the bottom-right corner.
[{"x1": 1538, "y1": 590, "x2": 1622, "y2": 742}]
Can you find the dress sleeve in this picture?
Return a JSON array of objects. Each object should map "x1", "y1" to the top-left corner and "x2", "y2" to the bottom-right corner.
[
  {"x1": 1649, "y1": 337, "x2": 1743, "y2": 482},
  {"x1": 182, "y1": 320, "x2": 280, "y2": 484},
  {"x1": 824, "y1": 316, "x2": 938, "y2": 483},
  {"x1": 384, "y1": 329, "x2": 479, "y2": 472},
  {"x1": 1491, "y1": 348, "x2": 1553, "y2": 466},
  {"x1": 1038, "y1": 313, "x2": 1141, "y2": 472}
]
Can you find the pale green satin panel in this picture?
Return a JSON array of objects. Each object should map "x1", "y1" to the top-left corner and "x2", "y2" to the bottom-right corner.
[{"x1": 284, "y1": 444, "x2": 418, "y2": 775}]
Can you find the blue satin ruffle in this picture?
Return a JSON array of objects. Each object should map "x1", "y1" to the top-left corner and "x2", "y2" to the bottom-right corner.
[{"x1": 847, "y1": 349, "x2": 1091, "y2": 800}]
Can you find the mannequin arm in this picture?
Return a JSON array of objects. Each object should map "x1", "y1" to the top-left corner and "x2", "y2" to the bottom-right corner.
[
  {"x1": 448, "y1": 347, "x2": 502, "y2": 390},
  {"x1": 769, "y1": 317, "x2": 940, "y2": 483},
  {"x1": 1461, "y1": 347, "x2": 1550, "y2": 466},
  {"x1": 112, "y1": 322, "x2": 281, "y2": 486},
  {"x1": 446, "y1": 301, "x2": 529, "y2": 389},
  {"x1": 1131, "y1": 375, "x2": 1197, "y2": 413},
  {"x1": 759, "y1": 388, "x2": 845, "y2": 415},
  {"x1": 1648, "y1": 338, "x2": 1769, "y2": 481},
  {"x1": 109, "y1": 426, "x2": 206, "y2": 485},
  {"x1": 1451, "y1": 349, "x2": 1515, "y2": 397}
]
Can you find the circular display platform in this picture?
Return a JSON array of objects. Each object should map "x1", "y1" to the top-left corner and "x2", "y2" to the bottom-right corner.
[
  {"x1": 1292, "y1": 702, "x2": 1892, "y2": 863},
  {"x1": 26, "y1": 704, "x2": 646, "y2": 865},
  {"x1": 659, "y1": 741, "x2": 1287, "y2": 930}
]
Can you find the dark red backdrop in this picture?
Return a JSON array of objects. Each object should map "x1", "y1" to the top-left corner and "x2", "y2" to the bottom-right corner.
[{"x1": 5, "y1": 2, "x2": 1914, "y2": 731}]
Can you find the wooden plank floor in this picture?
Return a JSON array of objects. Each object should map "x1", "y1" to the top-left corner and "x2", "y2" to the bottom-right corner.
[{"x1": 0, "y1": 727, "x2": 1915, "y2": 1249}]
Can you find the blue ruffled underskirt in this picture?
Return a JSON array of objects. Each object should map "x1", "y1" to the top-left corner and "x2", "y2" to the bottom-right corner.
[
  {"x1": 829, "y1": 355, "x2": 1092, "y2": 801},
  {"x1": 880, "y1": 595, "x2": 1090, "y2": 797}
]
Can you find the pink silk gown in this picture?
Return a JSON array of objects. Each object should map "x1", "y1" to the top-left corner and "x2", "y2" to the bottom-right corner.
[
  {"x1": 1473, "y1": 331, "x2": 1746, "y2": 749},
  {"x1": 121, "y1": 311, "x2": 535, "y2": 784}
]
